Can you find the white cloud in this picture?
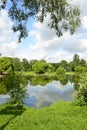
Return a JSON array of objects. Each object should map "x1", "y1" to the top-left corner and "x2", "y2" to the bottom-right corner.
[
  {"x1": 0, "y1": 9, "x2": 19, "y2": 57},
  {"x1": 0, "y1": 0, "x2": 87, "y2": 63},
  {"x1": 21, "y1": 0, "x2": 87, "y2": 62},
  {"x1": 82, "y1": 17, "x2": 87, "y2": 29},
  {"x1": 0, "y1": 10, "x2": 13, "y2": 42},
  {"x1": 69, "y1": 0, "x2": 87, "y2": 16},
  {"x1": 1, "y1": 41, "x2": 18, "y2": 57},
  {"x1": 24, "y1": 16, "x2": 87, "y2": 62}
]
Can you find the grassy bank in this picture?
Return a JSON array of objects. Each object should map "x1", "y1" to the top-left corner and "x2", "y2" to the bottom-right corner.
[
  {"x1": 0, "y1": 102, "x2": 87, "y2": 130},
  {"x1": 21, "y1": 71, "x2": 74, "y2": 77},
  {"x1": 66, "y1": 72, "x2": 74, "y2": 75},
  {"x1": 21, "y1": 71, "x2": 56, "y2": 77}
]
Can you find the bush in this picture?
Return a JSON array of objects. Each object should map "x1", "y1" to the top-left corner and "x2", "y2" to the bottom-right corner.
[
  {"x1": 32, "y1": 61, "x2": 48, "y2": 74},
  {"x1": 74, "y1": 75, "x2": 87, "y2": 106},
  {"x1": 56, "y1": 67, "x2": 66, "y2": 78},
  {"x1": 8, "y1": 73, "x2": 26, "y2": 109},
  {"x1": 74, "y1": 66, "x2": 86, "y2": 74}
]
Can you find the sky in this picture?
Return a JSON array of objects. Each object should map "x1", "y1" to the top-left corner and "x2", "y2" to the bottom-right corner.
[{"x1": 0, "y1": 0, "x2": 87, "y2": 63}]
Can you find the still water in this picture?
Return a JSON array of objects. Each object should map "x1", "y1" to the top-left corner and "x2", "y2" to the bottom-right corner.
[
  {"x1": 0, "y1": 95, "x2": 10, "y2": 105},
  {"x1": 24, "y1": 80, "x2": 75, "y2": 108},
  {"x1": 0, "y1": 76, "x2": 75, "y2": 108}
]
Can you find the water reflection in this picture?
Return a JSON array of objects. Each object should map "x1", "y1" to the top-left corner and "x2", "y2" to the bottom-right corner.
[
  {"x1": 0, "y1": 74, "x2": 28, "y2": 106},
  {"x1": 0, "y1": 75, "x2": 77, "y2": 108},
  {"x1": 0, "y1": 95, "x2": 10, "y2": 104},
  {"x1": 24, "y1": 81, "x2": 74, "y2": 108},
  {"x1": 28, "y1": 75, "x2": 55, "y2": 86}
]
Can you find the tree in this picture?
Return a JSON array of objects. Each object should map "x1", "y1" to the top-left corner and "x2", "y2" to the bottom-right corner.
[
  {"x1": 22, "y1": 58, "x2": 29, "y2": 71},
  {"x1": 1, "y1": 70, "x2": 26, "y2": 109},
  {"x1": 0, "y1": 57, "x2": 12, "y2": 73},
  {"x1": 75, "y1": 75, "x2": 87, "y2": 106},
  {"x1": 74, "y1": 65, "x2": 86, "y2": 74},
  {"x1": 32, "y1": 61, "x2": 48, "y2": 74},
  {"x1": 47, "y1": 63, "x2": 54, "y2": 73},
  {"x1": 0, "y1": 0, "x2": 81, "y2": 42},
  {"x1": 80, "y1": 59, "x2": 87, "y2": 67},
  {"x1": 51, "y1": 63, "x2": 60, "y2": 71},
  {"x1": 73, "y1": 54, "x2": 80, "y2": 62},
  {"x1": 12, "y1": 58, "x2": 22, "y2": 71},
  {"x1": 59, "y1": 60, "x2": 68, "y2": 71},
  {"x1": 69, "y1": 54, "x2": 80, "y2": 71},
  {"x1": 0, "y1": 78, "x2": 7, "y2": 94},
  {"x1": 28, "y1": 60, "x2": 38, "y2": 71},
  {"x1": 56, "y1": 66, "x2": 66, "y2": 79}
]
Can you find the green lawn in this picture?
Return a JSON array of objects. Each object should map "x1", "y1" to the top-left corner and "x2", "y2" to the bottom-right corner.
[
  {"x1": 21, "y1": 71, "x2": 75, "y2": 77},
  {"x1": 66, "y1": 72, "x2": 74, "y2": 75},
  {"x1": 21, "y1": 71, "x2": 56, "y2": 77},
  {"x1": 0, "y1": 102, "x2": 87, "y2": 130}
]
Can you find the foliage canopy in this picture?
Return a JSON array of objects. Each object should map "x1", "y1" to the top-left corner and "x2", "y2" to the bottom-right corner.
[
  {"x1": 0, "y1": 57, "x2": 12, "y2": 73},
  {"x1": 0, "y1": 0, "x2": 81, "y2": 42}
]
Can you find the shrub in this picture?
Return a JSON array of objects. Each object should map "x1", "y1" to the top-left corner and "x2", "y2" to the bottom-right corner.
[
  {"x1": 74, "y1": 66, "x2": 86, "y2": 74},
  {"x1": 74, "y1": 75, "x2": 87, "y2": 106},
  {"x1": 56, "y1": 67, "x2": 66, "y2": 77}
]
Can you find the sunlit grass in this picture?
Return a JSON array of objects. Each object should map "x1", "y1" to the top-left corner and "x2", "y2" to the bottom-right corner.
[
  {"x1": 21, "y1": 71, "x2": 75, "y2": 77},
  {"x1": 21, "y1": 71, "x2": 56, "y2": 77},
  {"x1": 0, "y1": 102, "x2": 87, "y2": 130},
  {"x1": 66, "y1": 72, "x2": 75, "y2": 75}
]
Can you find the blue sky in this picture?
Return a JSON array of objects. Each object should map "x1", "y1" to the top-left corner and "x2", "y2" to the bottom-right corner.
[{"x1": 0, "y1": 0, "x2": 87, "y2": 63}]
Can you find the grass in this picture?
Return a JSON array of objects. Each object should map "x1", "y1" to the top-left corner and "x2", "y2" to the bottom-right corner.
[
  {"x1": 21, "y1": 71, "x2": 75, "y2": 77},
  {"x1": 21, "y1": 71, "x2": 56, "y2": 77},
  {"x1": 66, "y1": 72, "x2": 74, "y2": 75},
  {"x1": 0, "y1": 102, "x2": 87, "y2": 130},
  {"x1": 18, "y1": 71, "x2": 36, "y2": 76}
]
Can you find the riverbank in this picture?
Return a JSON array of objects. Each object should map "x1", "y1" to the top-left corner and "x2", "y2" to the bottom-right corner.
[
  {"x1": 0, "y1": 102, "x2": 87, "y2": 130},
  {"x1": 20, "y1": 71, "x2": 74, "y2": 77}
]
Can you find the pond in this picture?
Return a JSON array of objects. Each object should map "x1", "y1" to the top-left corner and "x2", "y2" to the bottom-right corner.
[
  {"x1": 24, "y1": 80, "x2": 74, "y2": 108},
  {"x1": 0, "y1": 95, "x2": 10, "y2": 105},
  {"x1": 0, "y1": 75, "x2": 76, "y2": 108}
]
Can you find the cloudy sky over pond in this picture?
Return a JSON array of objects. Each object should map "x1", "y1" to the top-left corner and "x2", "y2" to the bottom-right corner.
[{"x1": 0, "y1": 0, "x2": 87, "y2": 63}]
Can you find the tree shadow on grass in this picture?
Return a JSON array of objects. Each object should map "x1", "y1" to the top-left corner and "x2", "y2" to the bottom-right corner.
[{"x1": 0, "y1": 105, "x2": 26, "y2": 130}]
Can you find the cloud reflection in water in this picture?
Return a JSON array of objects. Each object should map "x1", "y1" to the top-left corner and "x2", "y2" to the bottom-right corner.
[{"x1": 24, "y1": 81, "x2": 74, "y2": 108}]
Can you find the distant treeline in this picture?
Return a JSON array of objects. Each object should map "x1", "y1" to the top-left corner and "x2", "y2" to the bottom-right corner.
[{"x1": 0, "y1": 54, "x2": 87, "y2": 74}]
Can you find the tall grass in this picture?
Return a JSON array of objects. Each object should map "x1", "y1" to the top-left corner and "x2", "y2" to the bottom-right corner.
[{"x1": 0, "y1": 102, "x2": 87, "y2": 130}]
